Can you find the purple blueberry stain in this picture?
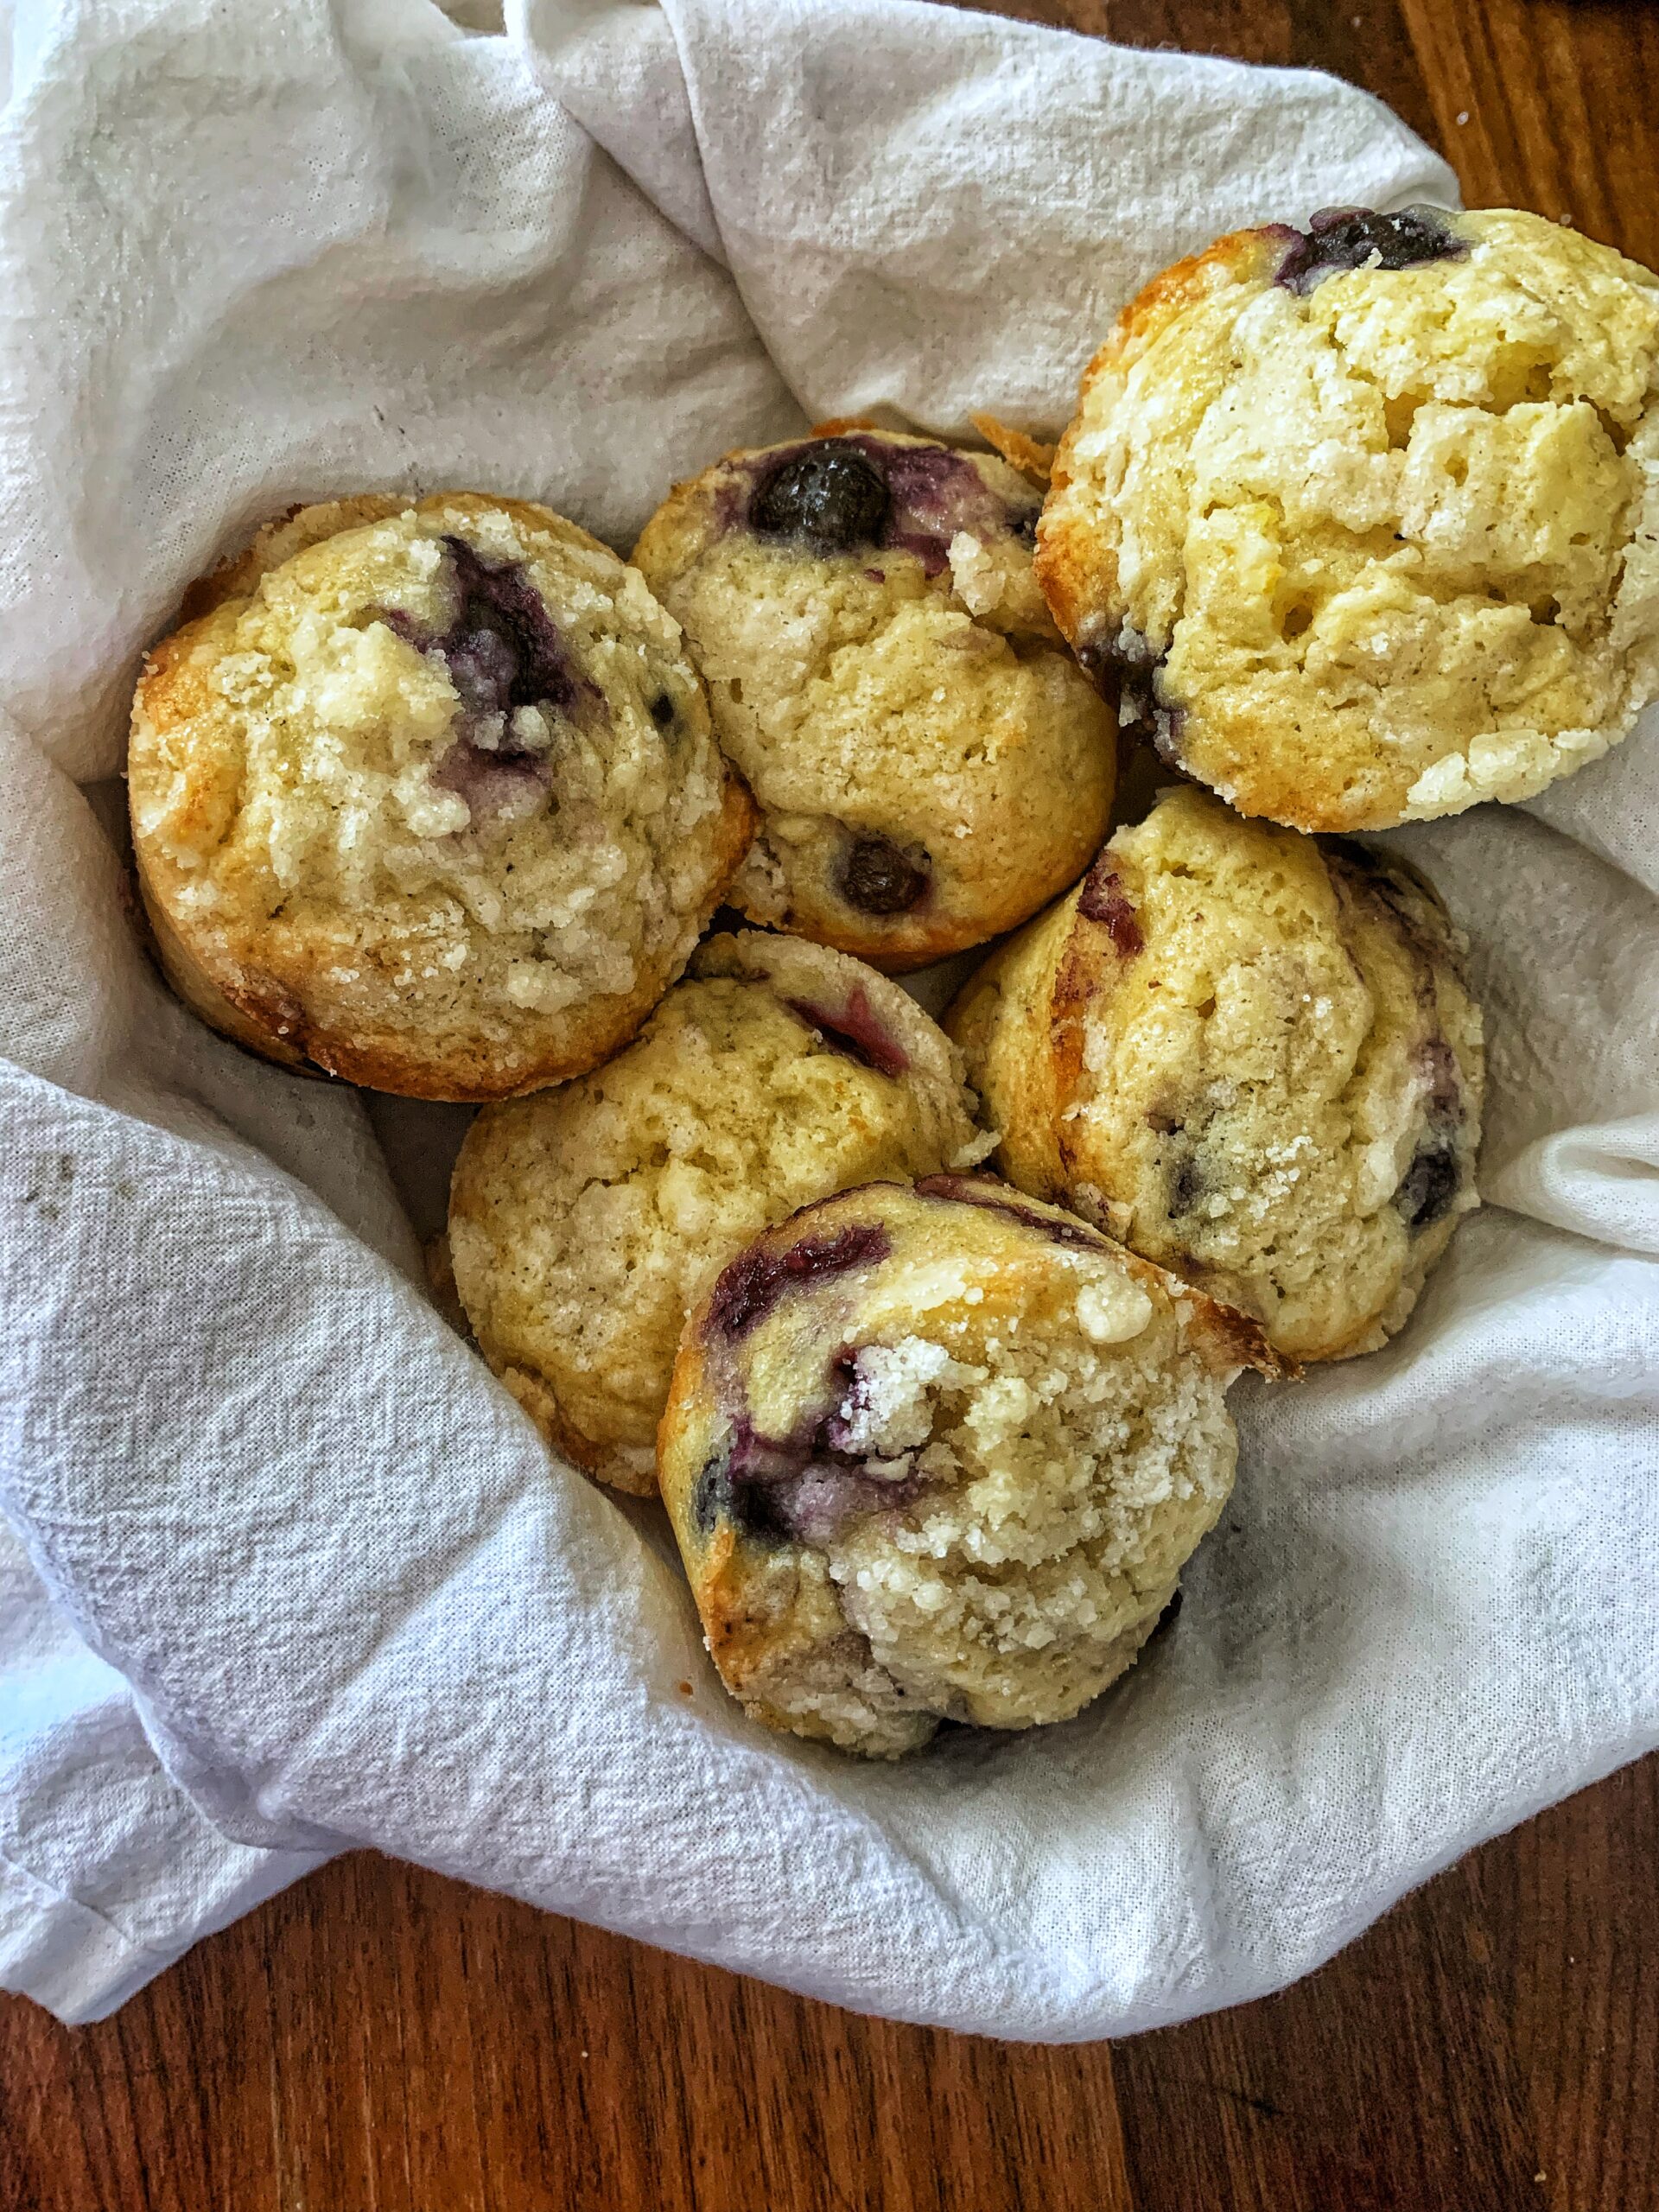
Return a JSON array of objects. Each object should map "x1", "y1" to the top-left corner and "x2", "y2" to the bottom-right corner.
[
  {"x1": 699, "y1": 1363, "x2": 935, "y2": 1550},
  {"x1": 775, "y1": 1459, "x2": 932, "y2": 1548},
  {"x1": 1395, "y1": 1038, "x2": 1468, "y2": 1231},
  {"x1": 378, "y1": 536, "x2": 611, "y2": 827},
  {"x1": 742, "y1": 433, "x2": 1038, "y2": 579},
  {"x1": 1167, "y1": 1147, "x2": 1205, "y2": 1217},
  {"x1": 1321, "y1": 873, "x2": 1472, "y2": 1234},
  {"x1": 1326, "y1": 842, "x2": 1473, "y2": 990},
  {"x1": 915, "y1": 1173, "x2": 1106, "y2": 1251},
  {"x1": 785, "y1": 986, "x2": 911, "y2": 1079},
  {"x1": 817, "y1": 1345, "x2": 871, "y2": 1458},
  {"x1": 837, "y1": 832, "x2": 931, "y2": 917},
  {"x1": 1077, "y1": 855, "x2": 1145, "y2": 958},
  {"x1": 1275, "y1": 206, "x2": 1465, "y2": 296},
  {"x1": 430, "y1": 737, "x2": 550, "y2": 823},
  {"x1": 443, "y1": 620, "x2": 520, "y2": 721},
  {"x1": 693, "y1": 1418, "x2": 803, "y2": 1545},
  {"x1": 704, "y1": 1224, "x2": 893, "y2": 1343},
  {"x1": 1416, "y1": 1036, "x2": 1465, "y2": 1120},
  {"x1": 879, "y1": 438, "x2": 1039, "y2": 577},
  {"x1": 436, "y1": 536, "x2": 601, "y2": 728},
  {"x1": 693, "y1": 1433, "x2": 794, "y2": 1545}
]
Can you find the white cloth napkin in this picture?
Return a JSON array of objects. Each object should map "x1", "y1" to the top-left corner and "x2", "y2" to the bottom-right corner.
[{"x1": 1, "y1": 0, "x2": 1654, "y2": 2038}]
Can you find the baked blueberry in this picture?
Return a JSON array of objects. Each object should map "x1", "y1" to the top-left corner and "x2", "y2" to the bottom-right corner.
[
  {"x1": 705, "y1": 1222, "x2": 893, "y2": 1341},
  {"x1": 749, "y1": 441, "x2": 893, "y2": 552},
  {"x1": 837, "y1": 833, "x2": 930, "y2": 917},
  {"x1": 1395, "y1": 1141, "x2": 1462, "y2": 1230},
  {"x1": 1274, "y1": 204, "x2": 1465, "y2": 294},
  {"x1": 781, "y1": 983, "x2": 911, "y2": 1077},
  {"x1": 634, "y1": 427, "x2": 1115, "y2": 971}
]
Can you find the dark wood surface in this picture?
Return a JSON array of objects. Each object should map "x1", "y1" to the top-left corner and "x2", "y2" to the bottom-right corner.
[{"x1": 4, "y1": 3, "x2": 1656, "y2": 2207}]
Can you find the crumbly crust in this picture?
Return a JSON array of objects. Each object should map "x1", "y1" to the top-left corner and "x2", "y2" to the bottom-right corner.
[
  {"x1": 969, "y1": 411, "x2": 1056, "y2": 487},
  {"x1": 1038, "y1": 210, "x2": 1659, "y2": 830},
  {"x1": 659, "y1": 1178, "x2": 1271, "y2": 1757},
  {"x1": 130, "y1": 493, "x2": 754, "y2": 1099}
]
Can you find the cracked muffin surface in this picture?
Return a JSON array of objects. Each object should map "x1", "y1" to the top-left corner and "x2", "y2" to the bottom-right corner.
[
  {"x1": 448, "y1": 932, "x2": 991, "y2": 1494},
  {"x1": 632, "y1": 429, "x2": 1116, "y2": 970},
  {"x1": 129, "y1": 493, "x2": 753, "y2": 1099},
  {"x1": 948, "y1": 786, "x2": 1484, "y2": 1363},
  {"x1": 1037, "y1": 207, "x2": 1659, "y2": 830},
  {"x1": 658, "y1": 1176, "x2": 1274, "y2": 1758}
]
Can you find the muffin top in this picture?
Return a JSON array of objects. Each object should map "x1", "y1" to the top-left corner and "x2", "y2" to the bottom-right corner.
[
  {"x1": 129, "y1": 493, "x2": 751, "y2": 1098},
  {"x1": 633, "y1": 429, "x2": 1116, "y2": 969},
  {"x1": 447, "y1": 931, "x2": 989, "y2": 1493},
  {"x1": 659, "y1": 1175, "x2": 1271, "y2": 1756},
  {"x1": 1037, "y1": 207, "x2": 1659, "y2": 831},
  {"x1": 948, "y1": 785, "x2": 1484, "y2": 1363}
]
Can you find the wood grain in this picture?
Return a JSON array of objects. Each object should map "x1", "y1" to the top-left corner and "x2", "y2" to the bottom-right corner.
[
  {"x1": 1399, "y1": 0, "x2": 1659, "y2": 270},
  {"x1": 4, "y1": 3, "x2": 1658, "y2": 2209},
  {"x1": 0, "y1": 1850, "x2": 1136, "y2": 2212},
  {"x1": 2, "y1": 1760, "x2": 1654, "y2": 2212}
]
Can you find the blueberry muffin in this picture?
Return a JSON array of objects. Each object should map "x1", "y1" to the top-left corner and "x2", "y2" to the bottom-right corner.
[
  {"x1": 632, "y1": 429, "x2": 1116, "y2": 970},
  {"x1": 129, "y1": 494, "x2": 755, "y2": 1099},
  {"x1": 947, "y1": 786, "x2": 1484, "y2": 1364},
  {"x1": 1037, "y1": 207, "x2": 1659, "y2": 830},
  {"x1": 658, "y1": 1176, "x2": 1276, "y2": 1757},
  {"x1": 448, "y1": 932, "x2": 991, "y2": 1494}
]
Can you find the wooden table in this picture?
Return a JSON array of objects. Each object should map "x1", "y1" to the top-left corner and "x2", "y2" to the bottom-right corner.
[{"x1": 4, "y1": 3, "x2": 1656, "y2": 2206}]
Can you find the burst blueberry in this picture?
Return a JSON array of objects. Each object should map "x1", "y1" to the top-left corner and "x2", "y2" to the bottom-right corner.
[
  {"x1": 784, "y1": 986, "x2": 911, "y2": 1077},
  {"x1": 438, "y1": 536, "x2": 594, "y2": 722},
  {"x1": 704, "y1": 1223, "x2": 893, "y2": 1342},
  {"x1": 1276, "y1": 206, "x2": 1465, "y2": 296},
  {"x1": 1395, "y1": 1141, "x2": 1462, "y2": 1230},
  {"x1": 1077, "y1": 856, "x2": 1144, "y2": 957}
]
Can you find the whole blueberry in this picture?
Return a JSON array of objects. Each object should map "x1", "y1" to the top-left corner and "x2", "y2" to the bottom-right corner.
[
  {"x1": 750, "y1": 441, "x2": 892, "y2": 553},
  {"x1": 837, "y1": 833, "x2": 930, "y2": 916}
]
